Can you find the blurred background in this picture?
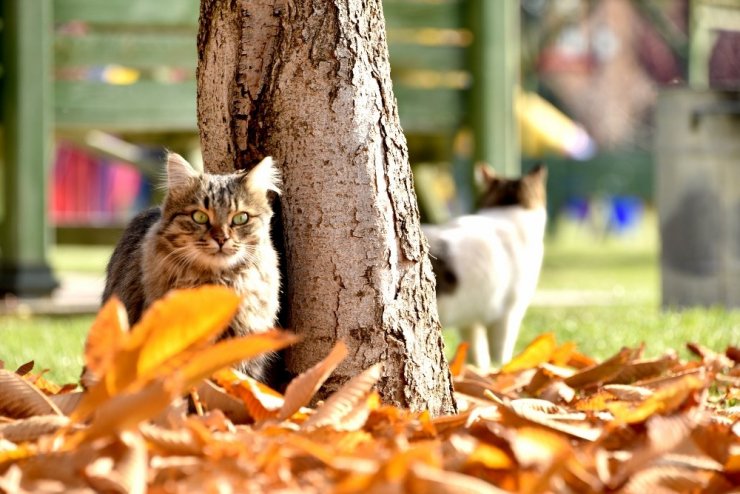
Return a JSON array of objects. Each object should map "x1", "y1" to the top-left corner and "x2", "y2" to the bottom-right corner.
[{"x1": 1, "y1": 0, "x2": 739, "y2": 381}]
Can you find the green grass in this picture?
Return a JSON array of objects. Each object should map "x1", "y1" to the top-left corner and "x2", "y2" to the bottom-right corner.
[
  {"x1": 0, "y1": 315, "x2": 92, "y2": 383},
  {"x1": 2, "y1": 213, "x2": 739, "y2": 384},
  {"x1": 0, "y1": 244, "x2": 106, "y2": 383}
]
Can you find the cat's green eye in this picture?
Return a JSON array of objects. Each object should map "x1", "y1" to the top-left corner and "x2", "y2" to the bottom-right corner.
[
  {"x1": 232, "y1": 212, "x2": 249, "y2": 225},
  {"x1": 191, "y1": 210, "x2": 209, "y2": 224}
]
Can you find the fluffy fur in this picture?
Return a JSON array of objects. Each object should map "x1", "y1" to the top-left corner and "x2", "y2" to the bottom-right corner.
[
  {"x1": 103, "y1": 153, "x2": 281, "y2": 382},
  {"x1": 424, "y1": 164, "x2": 547, "y2": 370}
]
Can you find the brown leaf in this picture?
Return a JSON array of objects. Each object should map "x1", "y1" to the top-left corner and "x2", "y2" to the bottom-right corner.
[
  {"x1": 607, "y1": 352, "x2": 679, "y2": 384},
  {"x1": 620, "y1": 465, "x2": 714, "y2": 494},
  {"x1": 196, "y1": 379, "x2": 251, "y2": 424},
  {"x1": 0, "y1": 369, "x2": 62, "y2": 419},
  {"x1": 302, "y1": 363, "x2": 382, "y2": 431},
  {"x1": 609, "y1": 413, "x2": 697, "y2": 488},
  {"x1": 409, "y1": 461, "x2": 509, "y2": 494},
  {"x1": 49, "y1": 391, "x2": 84, "y2": 417},
  {"x1": 564, "y1": 347, "x2": 641, "y2": 389},
  {"x1": 726, "y1": 345, "x2": 740, "y2": 363},
  {"x1": 687, "y1": 342, "x2": 735, "y2": 371},
  {"x1": 279, "y1": 340, "x2": 348, "y2": 420},
  {"x1": 691, "y1": 419, "x2": 735, "y2": 465},
  {"x1": 14, "y1": 361, "x2": 34, "y2": 377},
  {"x1": 498, "y1": 396, "x2": 602, "y2": 441},
  {"x1": 84, "y1": 430, "x2": 147, "y2": 494},
  {"x1": 0, "y1": 415, "x2": 70, "y2": 443}
]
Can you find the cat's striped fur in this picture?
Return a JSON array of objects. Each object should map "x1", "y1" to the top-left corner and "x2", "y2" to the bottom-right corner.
[{"x1": 103, "y1": 153, "x2": 281, "y2": 382}]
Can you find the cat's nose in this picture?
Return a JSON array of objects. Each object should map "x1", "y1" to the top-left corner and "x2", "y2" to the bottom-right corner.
[{"x1": 209, "y1": 227, "x2": 229, "y2": 247}]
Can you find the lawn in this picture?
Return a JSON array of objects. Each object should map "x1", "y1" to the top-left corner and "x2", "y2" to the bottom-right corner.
[{"x1": 1, "y1": 212, "x2": 738, "y2": 383}]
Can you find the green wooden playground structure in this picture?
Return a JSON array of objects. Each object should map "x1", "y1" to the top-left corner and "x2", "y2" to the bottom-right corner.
[{"x1": 0, "y1": 0, "x2": 519, "y2": 296}]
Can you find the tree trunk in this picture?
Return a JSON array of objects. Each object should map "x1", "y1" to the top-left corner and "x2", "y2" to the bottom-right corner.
[{"x1": 196, "y1": 0, "x2": 456, "y2": 415}]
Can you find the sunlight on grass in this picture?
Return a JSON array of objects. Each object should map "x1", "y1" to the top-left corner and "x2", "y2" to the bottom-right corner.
[{"x1": 0, "y1": 315, "x2": 92, "y2": 383}]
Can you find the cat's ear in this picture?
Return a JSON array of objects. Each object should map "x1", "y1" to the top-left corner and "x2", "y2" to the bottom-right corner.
[
  {"x1": 525, "y1": 163, "x2": 548, "y2": 184},
  {"x1": 475, "y1": 163, "x2": 499, "y2": 188},
  {"x1": 166, "y1": 152, "x2": 199, "y2": 189},
  {"x1": 243, "y1": 156, "x2": 281, "y2": 195}
]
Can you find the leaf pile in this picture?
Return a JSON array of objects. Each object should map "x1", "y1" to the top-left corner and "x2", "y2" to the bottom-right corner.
[{"x1": 0, "y1": 287, "x2": 738, "y2": 493}]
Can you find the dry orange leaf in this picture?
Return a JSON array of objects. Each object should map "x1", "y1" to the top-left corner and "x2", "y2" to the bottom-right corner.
[
  {"x1": 607, "y1": 374, "x2": 704, "y2": 424},
  {"x1": 85, "y1": 296, "x2": 128, "y2": 377},
  {"x1": 135, "y1": 285, "x2": 241, "y2": 378},
  {"x1": 180, "y1": 329, "x2": 299, "y2": 389},
  {"x1": 195, "y1": 379, "x2": 251, "y2": 424},
  {"x1": 302, "y1": 363, "x2": 382, "y2": 431},
  {"x1": 466, "y1": 442, "x2": 515, "y2": 470},
  {"x1": 68, "y1": 376, "x2": 182, "y2": 448},
  {"x1": 279, "y1": 340, "x2": 348, "y2": 420},
  {"x1": 3, "y1": 284, "x2": 738, "y2": 494},
  {"x1": 449, "y1": 342, "x2": 469, "y2": 377},
  {"x1": 550, "y1": 341, "x2": 577, "y2": 367},
  {"x1": 214, "y1": 369, "x2": 283, "y2": 422},
  {"x1": 502, "y1": 333, "x2": 557, "y2": 374}
]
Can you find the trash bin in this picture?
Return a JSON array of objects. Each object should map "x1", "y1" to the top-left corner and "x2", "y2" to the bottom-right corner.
[{"x1": 656, "y1": 88, "x2": 740, "y2": 308}]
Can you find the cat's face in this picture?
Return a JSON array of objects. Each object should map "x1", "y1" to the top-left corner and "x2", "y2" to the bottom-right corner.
[
  {"x1": 157, "y1": 153, "x2": 280, "y2": 271},
  {"x1": 476, "y1": 164, "x2": 547, "y2": 210}
]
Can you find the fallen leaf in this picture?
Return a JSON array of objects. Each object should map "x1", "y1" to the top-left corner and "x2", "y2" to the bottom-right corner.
[
  {"x1": 134, "y1": 285, "x2": 241, "y2": 379},
  {"x1": 449, "y1": 342, "x2": 470, "y2": 377},
  {"x1": 85, "y1": 296, "x2": 128, "y2": 377},
  {"x1": 279, "y1": 340, "x2": 348, "y2": 420},
  {"x1": 302, "y1": 363, "x2": 382, "y2": 431},
  {"x1": 214, "y1": 369, "x2": 283, "y2": 422},
  {"x1": 180, "y1": 330, "x2": 299, "y2": 388},
  {"x1": 0, "y1": 369, "x2": 62, "y2": 419},
  {"x1": 502, "y1": 333, "x2": 556, "y2": 374},
  {"x1": 564, "y1": 347, "x2": 641, "y2": 389}
]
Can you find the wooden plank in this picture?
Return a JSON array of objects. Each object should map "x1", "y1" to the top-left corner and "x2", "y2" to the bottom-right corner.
[
  {"x1": 0, "y1": 0, "x2": 58, "y2": 295},
  {"x1": 53, "y1": 0, "x2": 199, "y2": 26},
  {"x1": 55, "y1": 80, "x2": 197, "y2": 132},
  {"x1": 388, "y1": 44, "x2": 467, "y2": 72},
  {"x1": 467, "y1": 0, "x2": 520, "y2": 176},
  {"x1": 55, "y1": 32, "x2": 197, "y2": 69},
  {"x1": 393, "y1": 86, "x2": 465, "y2": 134},
  {"x1": 383, "y1": 0, "x2": 464, "y2": 29}
]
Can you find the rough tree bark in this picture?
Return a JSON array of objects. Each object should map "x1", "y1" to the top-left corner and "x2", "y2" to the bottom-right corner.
[{"x1": 196, "y1": 0, "x2": 456, "y2": 415}]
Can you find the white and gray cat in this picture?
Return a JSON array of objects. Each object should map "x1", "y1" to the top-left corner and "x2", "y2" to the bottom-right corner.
[
  {"x1": 103, "y1": 152, "x2": 281, "y2": 382},
  {"x1": 424, "y1": 164, "x2": 547, "y2": 371}
]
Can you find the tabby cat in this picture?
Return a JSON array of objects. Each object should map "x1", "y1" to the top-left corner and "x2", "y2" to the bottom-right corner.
[
  {"x1": 103, "y1": 152, "x2": 281, "y2": 382},
  {"x1": 424, "y1": 164, "x2": 547, "y2": 371}
]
